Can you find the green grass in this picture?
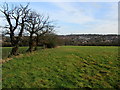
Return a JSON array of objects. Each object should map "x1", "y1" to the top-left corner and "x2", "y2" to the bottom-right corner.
[
  {"x1": 2, "y1": 46, "x2": 120, "y2": 88},
  {"x1": 2, "y1": 47, "x2": 41, "y2": 59},
  {"x1": 2, "y1": 47, "x2": 28, "y2": 59}
]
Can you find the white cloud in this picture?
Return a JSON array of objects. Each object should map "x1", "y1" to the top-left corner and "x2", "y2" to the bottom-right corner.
[
  {"x1": 52, "y1": 2, "x2": 95, "y2": 24},
  {"x1": 84, "y1": 20, "x2": 118, "y2": 34},
  {"x1": 51, "y1": 2, "x2": 118, "y2": 34}
]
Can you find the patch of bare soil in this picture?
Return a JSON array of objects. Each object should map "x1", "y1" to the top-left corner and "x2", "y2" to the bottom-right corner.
[
  {"x1": 1, "y1": 51, "x2": 38, "y2": 64},
  {"x1": 0, "y1": 54, "x2": 24, "y2": 64}
]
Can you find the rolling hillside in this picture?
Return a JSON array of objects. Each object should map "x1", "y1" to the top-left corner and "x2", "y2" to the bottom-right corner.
[{"x1": 2, "y1": 46, "x2": 119, "y2": 88}]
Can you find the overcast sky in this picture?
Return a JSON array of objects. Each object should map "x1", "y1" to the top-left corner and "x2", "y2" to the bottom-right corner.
[{"x1": 0, "y1": 1, "x2": 118, "y2": 35}]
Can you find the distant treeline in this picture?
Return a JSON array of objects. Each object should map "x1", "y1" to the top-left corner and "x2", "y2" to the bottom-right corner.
[
  {"x1": 2, "y1": 34, "x2": 119, "y2": 47},
  {"x1": 59, "y1": 34, "x2": 119, "y2": 46}
]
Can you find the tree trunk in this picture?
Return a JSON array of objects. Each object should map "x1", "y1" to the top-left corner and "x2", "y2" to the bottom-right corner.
[
  {"x1": 27, "y1": 44, "x2": 34, "y2": 52},
  {"x1": 34, "y1": 35, "x2": 39, "y2": 51},
  {"x1": 10, "y1": 34, "x2": 22, "y2": 56},
  {"x1": 27, "y1": 32, "x2": 34, "y2": 52},
  {"x1": 9, "y1": 33, "x2": 19, "y2": 56},
  {"x1": 10, "y1": 45, "x2": 19, "y2": 56}
]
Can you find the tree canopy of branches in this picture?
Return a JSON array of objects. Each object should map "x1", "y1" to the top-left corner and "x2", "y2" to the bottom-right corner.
[
  {"x1": 0, "y1": 3, "x2": 56, "y2": 56},
  {"x1": 25, "y1": 11, "x2": 55, "y2": 52},
  {"x1": 0, "y1": 3, "x2": 30, "y2": 55}
]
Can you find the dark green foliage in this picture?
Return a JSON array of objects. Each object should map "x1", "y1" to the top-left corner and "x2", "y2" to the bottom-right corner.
[{"x1": 39, "y1": 34, "x2": 61, "y2": 48}]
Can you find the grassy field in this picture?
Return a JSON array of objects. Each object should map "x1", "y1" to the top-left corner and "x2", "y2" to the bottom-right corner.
[{"x1": 2, "y1": 46, "x2": 120, "y2": 88}]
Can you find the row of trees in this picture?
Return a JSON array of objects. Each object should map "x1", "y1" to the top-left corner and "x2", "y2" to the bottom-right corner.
[
  {"x1": 0, "y1": 3, "x2": 56, "y2": 56},
  {"x1": 2, "y1": 34, "x2": 63, "y2": 48}
]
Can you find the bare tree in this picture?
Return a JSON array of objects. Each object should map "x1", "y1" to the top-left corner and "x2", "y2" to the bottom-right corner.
[
  {"x1": 25, "y1": 11, "x2": 40, "y2": 52},
  {"x1": 25, "y1": 10, "x2": 55, "y2": 52},
  {"x1": 34, "y1": 14, "x2": 55, "y2": 50},
  {"x1": 0, "y1": 3, "x2": 30, "y2": 55},
  {"x1": 35, "y1": 24, "x2": 55, "y2": 50}
]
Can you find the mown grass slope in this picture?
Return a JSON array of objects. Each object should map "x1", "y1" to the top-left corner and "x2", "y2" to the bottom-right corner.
[{"x1": 2, "y1": 46, "x2": 120, "y2": 88}]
